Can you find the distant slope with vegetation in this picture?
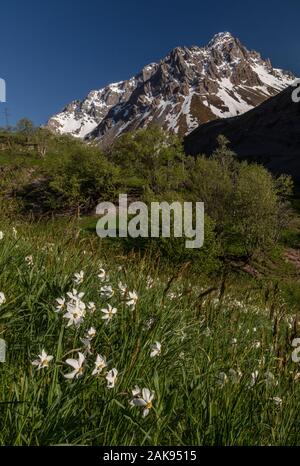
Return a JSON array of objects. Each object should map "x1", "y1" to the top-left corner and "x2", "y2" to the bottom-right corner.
[
  {"x1": 184, "y1": 86, "x2": 300, "y2": 182},
  {"x1": 0, "y1": 120, "x2": 298, "y2": 278}
]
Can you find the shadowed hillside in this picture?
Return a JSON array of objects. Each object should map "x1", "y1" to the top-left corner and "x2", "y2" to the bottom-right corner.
[{"x1": 184, "y1": 86, "x2": 300, "y2": 182}]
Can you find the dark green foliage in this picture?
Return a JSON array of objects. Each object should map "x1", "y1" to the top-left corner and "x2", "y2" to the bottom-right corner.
[
  {"x1": 20, "y1": 146, "x2": 120, "y2": 214},
  {"x1": 186, "y1": 136, "x2": 293, "y2": 258},
  {"x1": 0, "y1": 125, "x2": 295, "y2": 268},
  {"x1": 106, "y1": 125, "x2": 187, "y2": 196}
]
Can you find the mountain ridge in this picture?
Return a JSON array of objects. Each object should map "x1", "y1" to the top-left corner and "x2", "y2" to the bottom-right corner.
[{"x1": 46, "y1": 32, "x2": 295, "y2": 144}]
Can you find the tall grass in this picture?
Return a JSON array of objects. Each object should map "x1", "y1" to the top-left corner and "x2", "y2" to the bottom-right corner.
[{"x1": 0, "y1": 219, "x2": 299, "y2": 446}]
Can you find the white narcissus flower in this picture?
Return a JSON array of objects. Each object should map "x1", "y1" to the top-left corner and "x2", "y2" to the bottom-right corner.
[
  {"x1": 228, "y1": 368, "x2": 242, "y2": 384},
  {"x1": 150, "y1": 341, "x2": 161, "y2": 358},
  {"x1": 294, "y1": 372, "x2": 300, "y2": 382},
  {"x1": 63, "y1": 300, "x2": 86, "y2": 327},
  {"x1": 55, "y1": 297, "x2": 65, "y2": 313},
  {"x1": 0, "y1": 292, "x2": 6, "y2": 306},
  {"x1": 92, "y1": 354, "x2": 107, "y2": 376},
  {"x1": 249, "y1": 370, "x2": 259, "y2": 387},
  {"x1": 101, "y1": 304, "x2": 117, "y2": 322},
  {"x1": 146, "y1": 276, "x2": 154, "y2": 289},
  {"x1": 272, "y1": 396, "x2": 282, "y2": 407},
  {"x1": 144, "y1": 317, "x2": 155, "y2": 330},
  {"x1": 216, "y1": 372, "x2": 228, "y2": 388},
  {"x1": 74, "y1": 271, "x2": 84, "y2": 285},
  {"x1": 87, "y1": 302, "x2": 96, "y2": 313},
  {"x1": 73, "y1": 297, "x2": 86, "y2": 313},
  {"x1": 100, "y1": 285, "x2": 114, "y2": 299},
  {"x1": 67, "y1": 289, "x2": 85, "y2": 302},
  {"x1": 41, "y1": 242, "x2": 54, "y2": 252},
  {"x1": 131, "y1": 388, "x2": 154, "y2": 417},
  {"x1": 106, "y1": 368, "x2": 118, "y2": 388},
  {"x1": 25, "y1": 255, "x2": 34, "y2": 267},
  {"x1": 118, "y1": 281, "x2": 128, "y2": 297},
  {"x1": 126, "y1": 291, "x2": 138, "y2": 309},
  {"x1": 32, "y1": 350, "x2": 53, "y2": 370},
  {"x1": 97, "y1": 268, "x2": 107, "y2": 282},
  {"x1": 85, "y1": 327, "x2": 96, "y2": 340},
  {"x1": 0, "y1": 231, "x2": 4, "y2": 240},
  {"x1": 64, "y1": 352, "x2": 85, "y2": 379}
]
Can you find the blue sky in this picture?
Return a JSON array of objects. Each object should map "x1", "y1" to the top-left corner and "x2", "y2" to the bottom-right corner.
[{"x1": 0, "y1": 0, "x2": 299, "y2": 126}]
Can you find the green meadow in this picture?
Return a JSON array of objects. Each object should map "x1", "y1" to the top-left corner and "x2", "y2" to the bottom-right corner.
[{"x1": 0, "y1": 126, "x2": 300, "y2": 445}]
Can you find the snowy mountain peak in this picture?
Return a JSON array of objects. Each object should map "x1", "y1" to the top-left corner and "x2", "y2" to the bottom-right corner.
[
  {"x1": 207, "y1": 31, "x2": 235, "y2": 47},
  {"x1": 46, "y1": 32, "x2": 296, "y2": 144}
]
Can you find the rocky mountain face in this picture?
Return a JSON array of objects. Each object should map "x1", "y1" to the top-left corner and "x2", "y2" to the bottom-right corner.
[
  {"x1": 184, "y1": 86, "x2": 300, "y2": 181},
  {"x1": 46, "y1": 32, "x2": 295, "y2": 144}
]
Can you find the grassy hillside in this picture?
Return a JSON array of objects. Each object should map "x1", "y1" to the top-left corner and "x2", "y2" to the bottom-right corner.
[
  {"x1": 0, "y1": 125, "x2": 300, "y2": 445},
  {"x1": 0, "y1": 219, "x2": 300, "y2": 445}
]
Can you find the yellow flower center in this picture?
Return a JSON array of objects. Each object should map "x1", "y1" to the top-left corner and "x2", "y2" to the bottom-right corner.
[{"x1": 146, "y1": 401, "x2": 153, "y2": 410}]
